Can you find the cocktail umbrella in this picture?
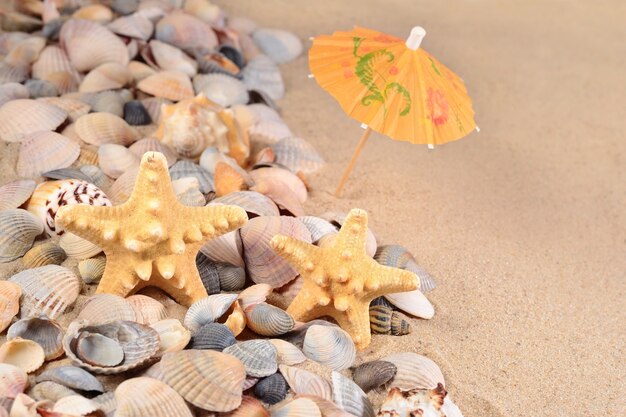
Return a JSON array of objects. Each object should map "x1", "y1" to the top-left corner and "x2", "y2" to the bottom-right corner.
[{"x1": 309, "y1": 26, "x2": 478, "y2": 196}]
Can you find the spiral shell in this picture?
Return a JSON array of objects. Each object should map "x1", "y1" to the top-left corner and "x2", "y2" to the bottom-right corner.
[
  {"x1": 223, "y1": 340, "x2": 278, "y2": 378},
  {"x1": 7, "y1": 317, "x2": 64, "y2": 361},
  {"x1": 0, "y1": 209, "x2": 43, "y2": 263},
  {"x1": 302, "y1": 325, "x2": 356, "y2": 371},
  {"x1": 114, "y1": 377, "x2": 193, "y2": 417},
  {"x1": 245, "y1": 303, "x2": 294, "y2": 336}
]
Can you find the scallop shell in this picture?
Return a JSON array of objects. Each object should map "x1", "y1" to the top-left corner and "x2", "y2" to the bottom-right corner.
[
  {"x1": 77, "y1": 294, "x2": 136, "y2": 324},
  {"x1": 31, "y1": 45, "x2": 76, "y2": 82},
  {"x1": 97, "y1": 144, "x2": 141, "y2": 179},
  {"x1": 4, "y1": 36, "x2": 45, "y2": 68},
  {"x1": 75, "y1": 112, "x2": 140, "y2": 146},
  {"x1": 250, "y1": 178, "x2": 304, "y2": 216},
  {"x1": 183, "y1": 293, "x2": 238, "y2": 332},
  {"x1": 126, "y1": 295, "x2": 168, "y2": 325},
  {"x1": 59, "y1": 18, "x2": 129, "y2": 72},
  {"x1": 76, "y1": 332, "x2": 125, "y2": 367},
  {"x1": 37, "y1": 97, "x2": 90, "y2": 122},
  {"x1": 155, "y1": 11, "x2": 218, "y2": 54},
  {"x1": 384, "y1": 290, "x2": 434, "y2": 320},
  {"x1": 148, "y1": 40, "x2": 198, "y2": 77},
  {"x1": 30, "y1": 381, "x2": 77, "y2": 402},
  {"x1": 149, "y1": 319, "x2": 190, "y2": 355},
  {"x1": 241, "y1": 216, "x2": 312, "y2": 288},
  {"x1": 196, "y1": 51, "x2": 242, "y2": 78},
  {"x1": 254, "y1": 373, "x2": 287, "y2": 405},
  {"x1": 90, "y1": 90, "x2": 126, "y2": 117},
  {"x1": 0, "y1": 82, "x2": 29, "y2": 107},
  {"x1": 210, "y1": 191, "x2": 279, "y2": 219},
  {"x1": 0, "y1": 282, "x2": 21, "y2": 333},
  {"x1": 0, "y1": 209, "x2": 43, "y2": 263},
  {"x1": 195, "y1": 252, "x2": 221, "y2": 295},
  {"x1": 36, "y1": 365, "x2": 104, "y2": 393},
  {"x1": 77, "y1": 257, "x2": 106, "y2": 284},
  {"x1": 7, "y1": 317, "x2": 64, "y2": 361},
  {"x1": 108, "y1": 13, "x2": 154, "y2": 40},
  {"x1": 252, "y1": 28, "x2": 303, "y2": 64},
  {"x1": 123, "y1": 100, "x2": 152, "y2": 126},
  {"x1": 72, "y1": 4, "x2": 114, "y2": 23},
  {"x1": 0, "y1": 180, "x2": 35, "y2": 212},
  {"x1": 191, "y1": 322, "x2": 236, "y2": 351},
  {"x1": 44, "y1": 70, "x2": 80, "y2": 94},
  {"x1": 222, "y1": 340, "x2": 277, "y2": 378},
  {"x1": 42, "y1": 168, "x2": 93, "y2": 183},
  {"x1": 273, "y1": 397, "x2": 321, "y2": 417},
  {"x1": 249, "y1": 119, "x2": 293, "y2": 146},
  {"x1": 169, "y1": 161, "x2": 214, "y2": 193},
  {"x1": 52, "y1": 394, "x2": 102, "y2": 415},
  {"x1": 193, "y1": 73, "x2": 248, "y2": 107},
  {"x1": 24, "y1": 79, "x2": 58, "y2": 98},
  {"x1": 375, "y1": 245, "x2": 436, "y2": 292},
  {"x1": 0, "y1": 363, "x2": 28, "y2": 402},
  {"x1": 59, "y1": 232, "x2": 103, "y2": 260},
  {"x1": 249, "y1": 167, "x2": 307, "y2": 204},
  {"x1": 242, "y1": 55, "x2": 284, "y2": 100},
  {"x1": 129, "y1": 138, "x2": 177, "y2": 167},
  {"x1": 161, "y1": 349, "x2": 245, "y2": 412},
  {"x1": 222, "y1": 395, "x2": 268, "y2": 417},
  {"x1": 200, "y1": 229, "x2": 244, "y2": 267},
  {"x1": 331, "y1": 371, "x2": 375, "y2": 417},
  {"x1": 8, "y1": 393, "x2": 51, "y2": 417},
  {"x1": 351, "y1": 360, "x2": 397, "y2": 393},
  {"x1": 129, "y1": 60, "x2": 157, "y2": 82},
  {"x1": 64, "y1": 320, "x2": 160, "y2": 374},
  {"x1": 17, "y1": 132, "x2": 80, "y2": 178},
  {"x1": 0, "y1": 99, "x2": 67, "y2": 143},
  {"x1": 0, "y1": 62, "x2": 28, "y2": 84},
  {"x1": 390, "y1": 312, "x2": 411, "y2": 336},
  {"x1": 115, "y1": 377, "x2": 193, "y2": 417},
  {"x1": 271, "y1": 137, "x2": 326, "y2": 175},
  {"x1": 79, "y1": 62, "x2": 132, "y2": 93},
  {"x1": 108, "y1": 166, "x2": 139, "y2": 205},
  {"x1": 302, "y1": 325, "x2": 356, "y2": 371},
  {"x1": 137, "y1": 70, "x2": 194, "y2": 101},
  {"x1": 0, "y1": 338, "x2": 45, "y2": 373},
  {"x1": 237, "y1": 283, "x2": 272, "y2": 310},
  {"x1": 245, "y1": 303, "x2": 294, "y2": 337},
  {"x1": 268, "y1": 339, "x2": 306, "y2": 366},
  {"x1": 217, "y1": 263, "x2": 246, "y2": 291},
  {"x1": 382, "y1": 352, "x2": 445, "y2": 390},
  {"x1": 79, "y1": 165, "x2": 108, "y2": 189}
]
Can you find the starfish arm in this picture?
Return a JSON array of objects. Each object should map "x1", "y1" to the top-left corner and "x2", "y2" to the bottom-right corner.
[
  {"x1": 365, "y1": 262, "x2": 419, "y2": 296},
  {"x1": 128, "y1": 152, "x2": 177, "y2": 205},
  {"x1": 56, "y1": 204, "x2": 120, "y2": 247},
  {"x1": 334, "y1": 209, "x2": 369, "y2": 253},
  {"x1": 286, "y1": 281, "x2": 328, "y2": 322},
  {"x1": 187, "y1": 205, "x2": 248, "y2": 240},
  {"x1": 96, "y1": 258, "x2": 138, "y2": 298},
  {"x1": 270, "y1": 234, "x2": 320, "y2": 272},
  {"x1": 332, "y1": 301, "x2": 372, "y2": 350}
]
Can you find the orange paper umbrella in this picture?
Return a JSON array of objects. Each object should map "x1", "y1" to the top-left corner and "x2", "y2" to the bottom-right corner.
[{"x1": 309, "y1": 26, "x2": 478, "y2": 196}]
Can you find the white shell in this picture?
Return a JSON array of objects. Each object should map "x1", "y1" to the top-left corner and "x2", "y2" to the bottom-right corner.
[
  {"x1": 384, "y1": 289, "x2": 435, "y2": 319},
  {"x1": 17, "y1": 132, "x2": 80, "y2": 178},
  {"x1": 272, "y1": 397, "x2": 321, "y2": 417},
  {"x1": 278, "y1": 364, "x2": 332, "y2": 400},
  {"x1": 331, "y1": 371, "x2": 375, "y2": 417},
  {"x1": 183, "y1": 294, "x2": 238, "y2": 332},
  {"x1": 77, "y1": 294, "x2": 136, "y2": 324},
  {"x1": 98, "y1": 143, "x2": 141, "y2": 179},
  {"x1": 115, "y1": 377, "x2": 193, "y2": 417},
  {"x1": 193, "y1": 73, "x2": 249, "y2": 107},
  {"x1": 242, "y1": 54, "x2": 284, "y2": 100},
  {"x1": 150, "y1": 319, "x2": 191, "y2": 354},
  {"x1": 382, "y1": 352, "x2": 445, "y2": 390},
  {"x1": 269, "y1": 339, "x2": 306, "y2": 365},
  {"x1": 149, "y1": 40, "x2": 198, "y2": 77},
  {"x1": 0, "y1": 99, "x2": 67, "y2": 142},
  {"x1": 302, "y1": 325, "x2": 356, "y2": 371}
]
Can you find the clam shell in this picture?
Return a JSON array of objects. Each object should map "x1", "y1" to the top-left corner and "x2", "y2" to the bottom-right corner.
[
  {"x1": 150, "y1": 319, "x2": 190, "y2": 355},
  {"x1": 255, "y1": 373, "x2": 287, "y2": 405},
  {"x1": 249, "y1": 119, "x2": 293, "y2": 145},
  {"x1": 0, "y1": 82, "x2": 29, "y2": 107},
  {"x1": 98, "y1": 143, "x2": 141, "y2": 179},
  {"x1": 252, "y1": 28, "x2": 303, "y2": 64},
  {"x1": 351, "y1": 360, "x2": 397, "y2": 393},
  {"x1": 148, "y1": 40, "x2": 198, "y2": 77},
  {"x1": 199, "y1": 147, "x2": 245, "y2": 176},
  {"x1": 382, "y1": 352, "x2": 445, "y2": 390},
  {"x1": 115, "y1": 377, "x2": 193, "y2": 417},
  {"x1": 224, "y1": 300, "x2": 246, "y2": 337},
  {"x1": 37, "y1": 97, "x2": 90, "y2": 122},
  {"x1": 214, "y1": 161, "x2": 248, "y2": 196},
  {"x1": 8, "y1": 265, "x2": 80, "y2": 320},
  {"x1": 196, "y1": 51, "x2": 242, "y2": 78},
  {"x1": 183, "y1": 294, "x2": 238, "y2": 332},
  {"x1": 8, "y1": 393, "x2": 51, "y2": 417},
  {"x1": 90, "y1": 90, "x2": 126, "y2": 117},
  {"x1": 108, "y1": 13, "x2": 154, "y2": 40},
  {"x1": 75, "y1": 112, "x2": 140, "y2": 146},
  {"x1": 241, "y1": 216, "x2": 312, "y2": 288},
  {"x1": 272, "y1": 137, "x2": 326, "y2": 175},
  {"x1": 31, "y1": 45, "x2": 77, "y2": 82},
  {"x1": 178, "y1": 188, "x2": 207, "y2": 206},
  {"x1": 250, "y1": 178, "x2": 304, "y2": 216},
  {"x1": 195, "y1": 252, "x2": 221, "y2": 295},
  {"x1": 137, "y1": 70, "x2": 194, "y2": 101},
  {"x1": 30, "y1": 381, "x2": 77, "y2": 402},
  {"x1": 191, "y1": 322, "x2": 236, "y2": 351},
  {"x1": 36, "y1": 366, "x2": 104, "y2": 393},
  {"x1": 0, "y1": 99, "x2": 67, "y2": 142},
  {"x1": 72, "y1": 4, "x2": 114, "y2": 23},
  {"x1": 222, "y1": 340, "x2": 278, "y2": 378},
  {"x1": 141, "y1": 97, "x2": 171, "y2": 122},
  {"x1": 217, "y1": 263, "x2": 246, "y2": 291},
  {"x1": 77, "y1": 294, "x2": 136, "y2": 324},
  {"x1": 169, "y1": 161, "x2": 214, "y2": 193},
  {"x1": 384, "y1": 290, "x2": 434, "y2": 320},
  {"x1": 79, "y1": 62, "x2": 132, "y2": 93},
  {"x1": 249, "y1": 167, "x2": 307, "y2": 204},
  {"x1": 237, "y1": 283, "x2": 272, "y2": 310},
  {"x1": 331, "y1": 371, "x2": 375, "y2": 417},
  {"x1": 268, "y1": 339, "x2": 306, "y2": 366},
  {"x1": 59, "y1": 18, "x2": 129, "y2": 72},
  {"x1": 155, "y1": 11, "x2": 218, "y2": 54},
  {"x1": 375, "y1": 245, "x2": 436, "y2": 292},
  {"x1": 0, "y1": 209, "x2": 43, "y2": 263},
  {"x1": 129, "y1": 138, "x2": 177, "y2": 166},
  {"x1": 24, "y1": 79, "x2": 58, "y2": 98},
  {"x1": 44, "y1": 70, "x2": 80, "y2": 94},
  {"x1": 210, "y1": 191, "x2": 279, "y2": 218},
  {"x1": 0, "y1": 363, "x2": 28, "y2": 402},
  {"x1": 7, "y1": 318, "x2": 64, "y2": 361},
  {"x1": 129, "y1": 60, "x2": 157, "y2": 82},
  {"x1": 184, "y1": 0, "x2": 224, "y2": 25},
  {"x1": 245, "y1": 303, "x2": 294, "y2": 337},
  {"x1": 298, "y1": 216, "x2": 337, "y2": 244},
  {"x1": 17, "y1": 132, "x2": 80, "y2": 178},
  {"x1": 0, "y1": 180, "x2": 35, "y2": 212},
  {"x1": 200, "y1": 229, "x2": 244, "y2": 267},
  {"x1": 161, "y1": 349, "x2": 245, "y2": 412},
  {"x1": 123, "y1": 100, "x2": 152, "y2": 125},
  {"x1": 59, "y1": 232, "x2": 103, "y2": 260},
  {"x1": 64, "y1": 320, "x2": 160, "y2": 374},
  {"x1": 79, "y1": 165, "x2": 108, "y2": 189},
  {"x1": 77, "y1": 257, "x2": 106, "y2": 284},
  {"x1": 108, "y1": 166, "x2": 139, "y2": 205},
  {"x1": 76, "y1": 332, "x2": 125, "y2": 367},
  {"x1": 4, "y1": 36, "x2": 46, "y2": 68},
  {"x1": 294, "y1": 395, "x2": 354, "y2": 417},
  {"x1": 0, "y1": 282, "x2": 21, "y2": 333},
  {"x1": 0, "y1": 62, "x2": 28, "y2": 84},
  {"x1": 242, "y1": 55, "x2": 284, "y2": 100},
  {"x1": 390, "y1": 311, "x2": 411, "y2": 336},
  {"x1": 272, "y1": 397, "x2": 321, "y2": 417},
  {"x1": 126, "y1": 295, "x2": 168, "y2": 325},
  {"x1": 0, "y1": 338, "x2": 45, "y2": 373},
  {"x1": 369, "y1": 305, "x2": 392, "y2": 335},
  {"x1": 193, "y1": 73, "x2": 249, "y2": 107},
  {"x1": 52, "y1": 394, "x2": 102, "y2": 415},
  {"x1": 302, "y1": 325, "x2": 356, "y2": 371},
  {"x1": 222, "y1": 395, "x2": 268, "y2": 417}
]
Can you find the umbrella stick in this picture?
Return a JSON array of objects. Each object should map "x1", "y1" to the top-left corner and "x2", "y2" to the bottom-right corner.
[{"x1": 334, "y1": 127, "x2": 372, "y2": 197}]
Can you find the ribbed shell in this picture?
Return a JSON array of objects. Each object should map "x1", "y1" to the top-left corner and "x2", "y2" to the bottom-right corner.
[
  {"x1": 271, "y1": 137, "x2": 326, "y2": 175},
  {"x1": 137, "y1": 70, "x2": 194, "y2": 101},
  {"x1": 148, "y1": 40, "x2": 198, "y2": 77},
  {"x1": 169, "y1": 160, "x2": 214, "y2": 194},
  {"x1": 375, "y1": 245, "x2": 436, "y2": 292},
  {"x1": 351, "y1": 360, "x2": 397, "y2": 393},
  {"x1": 0, "y1": 209, "x2": 43, "y2": 263},
  {"x1": 217, "y1": 263, "x2": 246, "y2": 291},
  {"x1": 0, "y1": 179, "x2": 35, "y2": 211},
  {"x1": 222, "y1": 340, "x2": 278, "y2": 377},
  {"x1": 98, "y1": 143, "x2": 140, "y2": 179},
  {"x1": 59, "y1": 232, "x2": 103, "y2": 260},
  {"x1": 108, "y1": 14, "x2": 154, "y2": 40},
  {"x1": 155, "y1": 11, "x2": 218, "y2": 54},
  {"x1": 77, "y1": 257, "x2": 106, "y2": 284},
  {"x1": 193, "y1": 73, "x2": 249, "y2": 107},
  {"x1": 36, "y1": 365, "x2": 104, "y2": 393},
  {"x1": 79, "y1": 62, "x2": 132, "y2": 93},
  {"x1": 123, "y1": 100, "x2": 152, "y2": 126},
  {"x1": 0, "y1": 363, "x2": 28, "y2": 400},
  {"x1": 30, "y1": 381, "x2": 78, "y2": 402},
  {"x1": 298, "y1": 216, "x2": 337, "y2": 244},
  {"x1": 127, "y1": 294, "x2": 168, "y2": 325},
  {"x1": 0, "y1": 99, "x2": 67, "y2": 142},
  {"x1": 278, "y1": 365, "x2": 332, "y2": 400},
  {"x1": 52, "y1": 394, "x2": 101, "y2": 415},
  {"x1": 0, "y1": 82, "x2": 28, "y2": 107},
  {"x1": 0, "y1": 281, "x2": 21, "y2": 332},
  {"x1": 302, "y1": 325, "x2": 356, "y2": 371},
  {"x1": 114, "y1": 377, "x2": 193, "y2": 417},
  {"x1": 245, "y1": 303, "x2": 294, "y2": 336},
  {"x1": 8, "y1": 265, "x2": 80, "y2": 319},
  {"x1": 269, "y1": 339, "x2": 306, "y2": 366},
  {"x1": 390, "y1": 311, "x2": 411, "y2": 336},
  {"x1": 37, "y1": 97, "x2": 90, "y2": 122},
  {"x1": 191, "y1": 322, "x2": 236, "y2": 351},
  {"x1": 249, "y1": 167, "x2": 307, "y2": 204},
  {"x1": 242, "y1": 55, "x2": 284, "y2": 100},
  {"x1": 161, "y1": 350, "x2": 245, "y2": 412},
  {"x1": 383, "y1": 352, "x2": 445, "y2": 390},
  {"x1": 17, "y1": 132, "x2": 80, "y2": 178},
  {"x1": 129, "y1": 138, "x2": 177, "y2": 166},
  {"x1": 76, "y1": 333, "x2": 124, "y2": 367},
  {"x1": 7, "y1": 317, "x2": 64, "y2": 361},
  {"x1": 42, "y1": 167, "x2": 93, "y2": 183},
  {"x1": 195, "y1": 252, "x2": 221, "y2": 295},
  {"x1": 77, "y1": 294, "x2": 136, "y2": 324},
  {"x1": 331, "y1": 371, "x2": 375, "y2": 417},
  {"x1": 75, "y1": 112, "x2": 140, "y2": 146},
  {"x1": 183, "y1": 293, "x2": 238, "y2": 332},
  {"x1": 210, "y1": 191, "x2": 280, "y2": 218},
  {"x1": 272, "y1": 397, "x2": 321, "y2": 417},
  {"x1": 237, "y1": 283, "x2": 272, "y2": 310},
  {"x1": 0, "y1": 338, "x2": 45, "y2": 373},
  {"x1": 150, "y1": 319, "x2": 191, "y2": 355},
  {"x1": 25, "y1": 79, "x2": 58, "y2": 98},
  {"x1": 221, "y1": 395, "x2": 268, "y2": 417},
  {"x1": 200, "y1": 230, "x2": 244, "y2": 268}
]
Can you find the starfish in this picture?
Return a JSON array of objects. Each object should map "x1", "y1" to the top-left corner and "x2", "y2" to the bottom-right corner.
[
  {"x1": 56, "y1": 152, "x2": 248, "y2": 307},
  {"x1": 270, "y1": 208, "x2": 418, "y2": 349}
]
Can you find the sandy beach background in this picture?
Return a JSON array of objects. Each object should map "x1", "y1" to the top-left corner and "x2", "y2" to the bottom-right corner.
[{"x1": 1, "y1": 1, "x2": 624, "y2": 416}]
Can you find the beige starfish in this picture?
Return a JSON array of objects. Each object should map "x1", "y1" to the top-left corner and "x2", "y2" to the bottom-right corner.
[
  {"x1": 56, "y1": 152, "x2": 248, "y2": 307},
  {"x1": 271, "y1": 208, "x2": 418, "y2": 349}
]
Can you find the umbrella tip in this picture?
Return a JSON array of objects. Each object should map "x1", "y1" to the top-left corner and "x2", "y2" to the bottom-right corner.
[{"x1": 406, "y1": 26, "x2": 426, "y2": 50}]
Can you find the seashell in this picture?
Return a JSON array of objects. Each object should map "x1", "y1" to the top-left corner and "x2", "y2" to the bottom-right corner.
[
  {"x1": 97, "y1": 144, "x2": 140, "y2": 179},
  {"x1": 241, "y1": 216, "x2": 312, "y2": 288},
  {"x1": 221, "y1": 395, "x2": 268, "y2": 417},
  {"x1": 4, "y1": 36, "x2": 45, "y2": 69},
  {"x1": 115, "y1": 377, "x2": 193, "y2": 417},
  {"x1": 375, "y1": 245, "x2": 435, "y2": 292},
  {"x1": 111, "y1": 0, "x2": 140, "y2": 15},
  {"x1": 37, "y1": 97, "x2": 90, "y2": 122},
  {"x1": 302, "y1": 325, "x2": 356, "y2": 371},
  {"x1": 252, "y1": 28, "x2": 303, "y2": 64},
  {"x1": 222, "y1": 340, "x2": 278, "y2": 378},
  {"x1": 72, "y1": 4, "x2": 114, "y2": 23},
  {"x1": 210, "y1": 191, "x2": 279, "y2": 219},
  {"x1": 129, "y1": 138, "x2": 177, "y2": 166},
  {"x1": 224, "y1": 300, "x2": 246, "y2": 337},
  {"x1": 0, "y1": 82, "x2": 29, "y2": 107},
  {"x1": 274, "y1": 274, "x2": 303, "y2": 306},
  {"x1": 178, "y1": 188, "x2": 206, "y2": 206},
  {"x1": 249, "y1": 118, "x2": 293, "y2": 145},
  {"x1": 126, "y1": 295, "x2": 168, "y2": 325},
  {"x1": 228, "y1": 16, "x2": 258, "y2": 35},
  {"x1": 129, "y1": 60, "x2": 157, "y2": 83},
  {"x1": 351, "y1": 360, "x2": 397, "y2": 393},
  {"x1": 198, "y1": 147, "x2": 240, "y2": 176},
  {"x1": 272, "y1": 137, "x2": 326, "y2": 175},
  {"x1": 404, "y1": 261, "x2": 437, "y2": 293},
  {"x1": 196, "y1": 51, "x2": 242, "y2": 78},
  {"x1": 278, "y1": 365, "x2": 332, "y2": 400},
  {"x1": 148, "y1": 40, "x2": 197, "y2": 77},
  {"x1": 250, "y1": 178, "x2": 305, "y2": 216},
  {"x1": 0, "y1": 32, "x2": 31, "y2": 55},
  {"x1": 161, "y1": 349, "x2": 245, "y2": 412},
  {"x1": 249, "y1": 167, "x2": 307, "y2": 203},
  {"x1": 123, "y1": 100, "x2": 152, "y2": 125},
  {"x1": 382, "y1": 352, "x2": 445, "y2": 390},
  {"x1": 294, "y1": 395, "x2": 355, "y2": 417},
  {"x1": 79, "y1": 62, "x2": 132, "y2": 93},
  {"x1": 298, "y1": 216, "x2": 337, "y2": 244},
  {"x1": 64, "y1": 320, "x2": 160, "y2": 374},
  {"x1": 107, "y1": 166, "x2": 139, "y2": 205},
  {"x1": 7, "y1": 317, "x2": 64, "y2": 361},
  {"x1": 284, "y1": 320, "x2": 338, "y2": 349},
  {"x1": 272, "y1": 397, "x2": 321, "y2": 417},
  {"x1": 254, "y1": 373, "x2": 287, "y2": 405},
  {"x1": 59, "y1": 18, "x2": 129, "y2": 72},
  {"x1": 74, "y1": 112, "x2": 140, "y2": 146},
  {"x1": 242, "y1": 55, "x2": 284, "y2": 100},
  {"x1": 217, "y1": 263, "x2": 246, "y2": 291},
  {"x1": 0, "y1": 209, "x2": 43, "y2": 263},
  {"x1": 267, "y1": 339, "x2": 306, "y2": 366},
  {"x1": 183, "y1": 293, "x2": 237, "y2": 332},
  {"x1": 78, "y1": 294, "x2": 136, "y2": 324},
  {"x1": 214, "y1": 161, "x2": 248, "y2": 196},
  {"x1": 215, "y1": 109, "x2": 251, "y2": 167},
  {"x1": 10, "y1": 393, "x2": 53, "y2": 417},
  {"x1": 30, "y1": 381, "x2": 77, "y2": 402},
  {"x1": 390, "y1": 312, "x2": 411, "y2": 336},
  {"x1": 150, "y1": 319, "x2": 190, "y2": 355},
  {"x1": 248, "y1": 89, "x2": 280, "y2": 113},
  {"x1": 76, "y1": 332, "x2": 125, "y2": 367},
  {"x1": 384, "y1": 290, "x2": 434, "y2": 320},
  {"x1": 331, "y1": 371, "x2": 375, "y2": 417},
  {"x1": 52, "y1": 394, "x2": 102, "y2": 415},
  {"x1": 79, "y1": 165, "x2": 108, "y2": 189},
  {"x1": 0, "y1": 99, "x2": 67, "y2": 143},
  {"x1": 59, "y1": 232, "x2": 103, "y2": 260},
  {"x1": 44, "y1": 70, "x2": 80, "y2": 94},
  {"x1": 36, "y1": 366, "x2": 103, "y2": 393},
  {"x1": 137, "y1": 69, "x2": 194, "y2": 101},
  {"x1": 24, "y1": 79, "x2": 58, "y2": 98},
  {"x1": 77, "y1": 257, "x2": 106, "y2": 284},
  {"x1": 237, "y1": 283, "x2": 272, "y2": 310},
  {"x1": 108, "y1": 13, "x2": 154, "y2": 40},
  {"x1": 193, "y1": 73, "x2": 249, "y2": 107},
  {"x1": 0, "y1": 338, "x2": 45, "y2": 373},
  {"x1": 369, "y1": 305, "x2": 392, "y2": 335},
  {"x1": 0, "y1": 62, "x2": 28, "y2": 84},
  {"x1": 0, "y1": 363, "x2": 28, "y2": 404},
  {"x1": 27, "y1": 180, "x2": 111, "y2": 237},
  {"x1": 191, "y1": 322, "x2": 236, "y2": 351},
  {"x1": 195, "y1": 252, "x2": 220, "y2": 295},
  {"x1": 17, "y1": 132, "x2": 80, "y2": 178},
  {"x1": 42, "y1": 167, "x2": 92, "y2": 183},
  {"x1": 155, "y1": 11, "x2": 218, "y2": 54},
  {"x1": 31, "y1": 45, "x2": 77, "y2": 84},
  {"x1": 184, "y1": 0, "x2": 224, "y2": 25},
  {"x1": 169, "y1": 161, "x2": 214, "y2": 193},
  {"x1": 245, "y1": 303, "x2": 294, "y2": 337},
  {"x1": 0, "y1": 282, "x2": 21, "y2": 333},
  {"x1": 90, "y1": 90, "x2": 126, "y2": 117},
  {"x1": 377, "y1": 384, "x2": 451, "y2": 417},
  {"x1": 0, "y1": 180, "x2": 35, "y2": 212},
  {"x1": 200, "y1": 229, "x2": 244, "y2": 267}
]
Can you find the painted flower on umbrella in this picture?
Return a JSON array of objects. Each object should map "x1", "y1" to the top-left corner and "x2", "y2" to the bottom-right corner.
[{"x1": 426, "y1": 88, "x2": 449, "y2": 126}]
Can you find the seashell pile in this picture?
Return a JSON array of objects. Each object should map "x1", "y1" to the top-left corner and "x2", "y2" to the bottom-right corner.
[{"x1": 0, "y1": 1, "x2": 453, "y2": 416}]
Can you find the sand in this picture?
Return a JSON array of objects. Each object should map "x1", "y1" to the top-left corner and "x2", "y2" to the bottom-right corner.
[{"x1": 1, "y1": 1, "x2": 625, "y2": 416}]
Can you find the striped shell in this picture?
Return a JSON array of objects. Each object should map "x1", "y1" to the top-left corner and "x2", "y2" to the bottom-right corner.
[
  {"x1": 21, "y1": 242, "x2": 66, "y2": 268},
  {"x1": 0, "y1": 282, "x2": 21, "y2": 332},
  {"x1": 0, "y1": 338, "x2": 45, "y2": 373},
  {"x1": 77, "y1": 294, "x2": 136, "y2": 324},
  {"x1": 245, "y1": 303, "x2": 294, "y2": 336},
  {"x1": 351, "y1": 360, "x2": 397, "y2": 393},
  {"x1": 222, "y1": 340, "x2": 278, "y2": 378},
  {"x1": 195, "y1": 252, "x2": 221, "y2": 295},
  {"x1": 269, "y1": 339, "x2": 306, "y2": 366},
  {"x1": 0, "y1": 209, "x2": 43, "y2": 263},
  {"x1": 382, "y1": 352, "x2": 445, "y2": 390},
  {"x1": 17, "y1": 132, "x2": 80, "y2": 178},
  {"x1": 115, "y1": 377, "x2": 193, "y2": 417},
  {"x1": 0, "y1": 179, "x2": 35, "y2": 211},
  {"x1": 217, "y1": 263, "x2": 246, "y2": 291},
  {"x1": 298, "y1": 216, "x2": 337, "y2": 244},
  {"x1": 254, "y1": 373, "x2": 288, "y2": 405},
  {"x1": 183, "y1": 293, "x2": 238, "y2": 332},
  {"x1": 375, "y1": 245, "x2": 436, "y2": 292},
  {"x1": 331, "y1": 371, "x2": 375, "y2": 417},
  {"x1": 200, "y1": 229, "x2": 244, "y2": 267},
  {"x1": 77, "y1": 257, "x2": 106, "y2": 284},
  {"x1": 390, "y1": 312, "x2": 411, "y2": 336},
  {"x1": 272, "y1": 137, "x2": 326, "y2": 175},
  {"x1": 302, "y1": 325, "x2": 356, "y2": 371},
  {"x1": 169, "y1": 161, "x2": 214, "y2": 193},
  {"x1": 137, "y1": 70, "x2": 194, "y2": 101},
  {"x1": 150, "y1": 319, "x2": 191, "y2": 355},
  {"x1": 209, "y1": 191, "x2": 280, "y2": 218},
  {"x1": 278, "y1": 364, "x2": 332, "y2": 400},
  {"x1": 190, "y1": 322, "x2": 236, "y2": 351},
  {"x1": 123, "y1": 100, "x2": 152, "y2": 126},
  {"x1": 238, "y1": 283, "x2": 272, "y2": 310},
  {"x1": 8, "y1": 265, "x2": 80, "y2": 320},
  {"x1": 7, "y1": 317, "x2": 64, "y2": 361},
  {"x1": 31, "y1": 381, "x2": 78, "y2": 402},
  {"x1": 75, "y1": 112, "x2": 140, "y2": 146},
  {"x1": 37, "y1": 97, "x2": 90, "y2": 122},
  {"x1": 36, "y1": 365, "x2": 104, "y2": 393},
  {"x1": 369, "y1": 305, "x2": 393, "y2": 334},
  {"x1": 127, "y1": 295, "x2": 168, "y2": 325},
  {"x1": 242, "y1": 55, "x2": 284, "y2": 100},
  {"x1": 0, "y1": 99, "x2": 67, "y2": 142}
]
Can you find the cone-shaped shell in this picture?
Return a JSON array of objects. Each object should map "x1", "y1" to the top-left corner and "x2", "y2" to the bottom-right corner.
[
  {"x1": 184, "y1": 293, "x2": 237, "y2": 332},
  {"x1": 75, "y1": 112, "x2": 140, "y2": 146},
  {"x1": 245, "y1": 303, "x2": 294, "y2": 336},
  {"x1": 17, "y1": 132, "x2": 80, "y2": 178},
  {"x1": 137, "y1": 70, "x2": 194, "y2": 101},
  {"x1": 0, "y1": 282, "x2": 21, "y2": 333},
  {"x1": 150, "y1": 319, "x2": 191, "y2": 355},
  {"x1": 272, "y1": 397, "x2": 321, "y2": 417},
  {"x1": 222, "y1": 339, "x2": 277, "y2": 378},
  {"x1": 155, "y1": 11, "x2": 217, "y2": 54},
  {"x1": 269, "y1": 339, "x2": 306, "y2": 366},
  {"x1": 0, "y1": 338, "x2": 45, "y2": 373},
  {"x1": 115, "y1": 377, "x2": 193, "y2": 417},
  {"x1": 271, "y1": 137, "x2": 326, "y2": 175},
  {"x1": 241, "y1": 216, "x2": 312, "y2": 288},
  {"x1": 190, "y1": 322, "x2": 236, "y2": 351},
  {"x1": 302, "y1": 325, "x2": 356, "y2": 371},
  {"x1": 8, "y1": 265, "x2": 80, "y2": 320},
  {"x1": 384, "y1": 290, "x2": 434, "y2": 320},
  {"x1": 382, "y1": 352, "x2": 445, "y2": 390},
  {"x1": 0, "y1": 180, "x2": 35, "y2": 211},
  {"x1": 77, "y1": 294, "x2": 136, "y2": 324},
  {"x1": 0, "y1": 363, "x2": 28, "y2": 401},
  {"x1": 126, "y1": 294, "x2": 168, "y2": 325},
  {"x1": 77, "y1": 257, "x2": 106, "y2": 284},
  {"x1": 161, "y1": 349, "x2": 245, "y2": 411},
  {"x1": 7, "y1": 317, "x2": 64, "y2": 361},
  {"x1": 0, "y1": 99, "x2": 67, "y2": 142},
  {"x1": 0, "y1": 209, "x2": 43, "y2": 263},
  {"x1": 210, "y1": 191, "x2": 280, "y2": 218},
  {"x1": 36, "y1": 365, "x2": 104, "y2": 393},
  {"x1": 331, "y1": 371, "x2": 375, "y2": 417}
]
